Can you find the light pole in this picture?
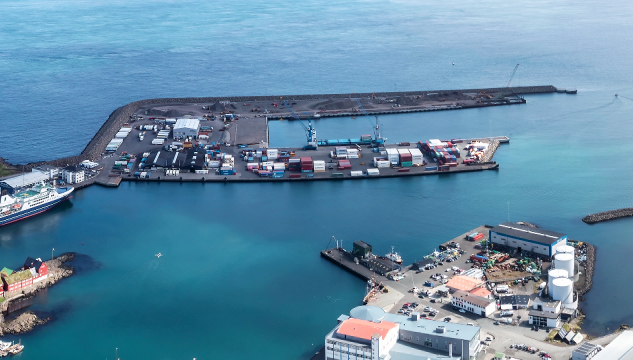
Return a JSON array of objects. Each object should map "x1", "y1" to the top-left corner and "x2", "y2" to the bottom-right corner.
[
  {"x1": 51, "y1": 247, "x2": 55, "y2": 261},
  {"x1": 116, "y1": 347, "x2": 118, "y2": 360}
]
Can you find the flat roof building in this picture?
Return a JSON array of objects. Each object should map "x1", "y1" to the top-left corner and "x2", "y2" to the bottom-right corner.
[
  {"x1": 592, "y1": 330, "x2": 633, "y2": 360},
  {"x1": 489, "y1": 222, "x2": 567, "y2": 256},
  {"x1": 528, "y1": 309, "x2": 561, "y2": 329},
  {"x1": 326, "y1": 306, "x2": 480, "y2": 360},
  {"x1": 0, "y1": 172, "x2": 50, "y2": 194}
]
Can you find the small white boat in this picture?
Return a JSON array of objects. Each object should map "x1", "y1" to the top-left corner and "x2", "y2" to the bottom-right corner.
[
  {"x1": 155, "y1": 253, "x2": 162, "y2": 258},
  {"x1": 0, "y1": 341, "x2": 11, "y2": 351}
]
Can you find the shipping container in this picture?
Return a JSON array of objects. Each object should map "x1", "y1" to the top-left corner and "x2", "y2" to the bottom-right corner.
[
  {"x1": 367, "y1": 168, "x2": 379, "y2": 176},
  {"x1": 397, "y1": 168, "x2": 410, "y2": 172},
  {"x1": 350, "y1": 171, "x2": 363, "y2": 177}
]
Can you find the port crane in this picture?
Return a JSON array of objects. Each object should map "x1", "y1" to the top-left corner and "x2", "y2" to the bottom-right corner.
[
  {"x1": 355, "y1": 99, "x2": 385, "y2": 146},
  {"x1": 282, "y1": 101, "x2": 318, "y2": 150},
  {"x1": 505, "y1": 64, "x2": 523, "y2": 100}
]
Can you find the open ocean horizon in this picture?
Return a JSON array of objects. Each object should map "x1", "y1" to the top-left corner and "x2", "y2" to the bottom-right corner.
[{"x1": 2, "y1": 0, "x2": 633, "y2": 358}]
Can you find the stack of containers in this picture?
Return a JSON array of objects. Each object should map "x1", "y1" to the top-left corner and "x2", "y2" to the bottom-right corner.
[
  {"x1": 467, "y1": 233, "x2": 484, "y2": 241},
  {"x1": 220, "y1": 167, "x2": 237, "y2": 175},
  {"x1": 157, "y1": 130, "x2": 170, "y2": 139},
  {"x1": 288, "y1": 158, "x2": 301, "y2": 171},
  {"x1": 272, "y1": 162, "x2": 284, "y2": 178},
  {"x1": 261, "y1": 161, "x2": 274, "y2": 171},
  {"x1": 398, "y1": 149, "x2": 412, "y2": 167},
  {"x1": 347, "y1": 149, "x2": 359, "y2": 159},
  {"x1": 335, "y1": 147, "x2": 348, "y2": 159},
  {"x1": 300, "y1": 157, "x2": 313, "y2": 172},
  {"x1": 385, "y1": 148, "x2": 399, "y2": 165},
  {"x1": 267, "y1": 149, "x2": 278, "y2": 160},
  {"x1": 106, "y1": 138, "x2": 124, "y2": 151},
  {"x1": 208, "y1": 160, "x2": 221, "y2": 168},
  {"x1": 313, "y1": 160, "x2": 326, "y2": 172},
  {"x1": 409, "y1": 148, "x2": 424, "y2": 166},
  {"x1": 373, "y1": 157, "x2": 390, "y2": 168},
  {"x1": 337, "y1": 160, "x2": 352, "y2": 170},
  {"x1": 246, "y1": 163, "x2": 259, "y2": 171}
]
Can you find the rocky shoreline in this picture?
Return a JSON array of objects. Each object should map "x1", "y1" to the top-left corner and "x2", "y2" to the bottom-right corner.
[
  {"x1": 582, "y1": 208, "x2": 633, "y2": 224},
  {"x1": 0, "y1": 252, "x2": 76, "y2": 336}
]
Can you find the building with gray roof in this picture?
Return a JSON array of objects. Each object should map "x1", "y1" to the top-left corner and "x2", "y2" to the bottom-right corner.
[
  {"x1": 489, "y1": 222, "x2": 567, "y2": 256},
  {"x1": 0, "y1": 172, "x2": 50, "y2": 194},
  {"x1": 324, "y1": 306, "x2": 482, "y2": 360}
]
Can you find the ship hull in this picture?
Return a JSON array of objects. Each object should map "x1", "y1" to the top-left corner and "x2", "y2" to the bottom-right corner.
[{"x1": 0, "y1": 193, "x2": 72, "y2": 227}]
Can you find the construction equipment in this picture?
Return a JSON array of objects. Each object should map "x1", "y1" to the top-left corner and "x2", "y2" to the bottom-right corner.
[
  {"x1": 505, "y1": 64, "x2": 522, "y2": 99},
  {"x1": 282, "y1": 101, "x2": 318, "y2": 150},
  {"x1": 506, "y1": 64, "x2": 520, "y2": 87},
  {"x1": 355, "y1": 99, "x2": 385, "y2": 146}
]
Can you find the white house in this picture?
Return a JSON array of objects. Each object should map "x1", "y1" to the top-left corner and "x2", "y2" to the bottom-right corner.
[
  {"x1": 62, "y1": 166, "x2": 84, "y2": 184},
  {"x1": 31, "y1": 165, "x2": 59, "y2": 180},
  {"x1": 528, "y1": 310, "x2": 560, "y2": 328},
  {"x1": 532, "y1": 297, "x2": 561, "y2": 314},
  {"x1": 173, "y1": 118, "x2": 200, "y2": 140},
  {"x1": 451, "y1": 290, "x2": 496, "y2": 317}
]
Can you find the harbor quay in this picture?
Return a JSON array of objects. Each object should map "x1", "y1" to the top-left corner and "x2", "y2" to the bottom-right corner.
[
  {"x1": 0, "y1": 84, "x2": 574, "y2": 191},
  {"x1": 316, "y1": 223, "x2": 601, "y2": 360}
]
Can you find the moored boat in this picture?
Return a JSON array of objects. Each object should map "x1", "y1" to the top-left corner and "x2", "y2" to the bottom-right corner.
[{"x1": 0, "y1": 180, "x2": 73, "y2": 227}]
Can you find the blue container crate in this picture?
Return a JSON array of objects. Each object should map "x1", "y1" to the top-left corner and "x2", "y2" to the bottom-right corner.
[
  {"x1": 307, "y1": 173, "x2": 314, "y2": 178},
  {"x1": 262, "y1": 156, "x2": 267, "y2": 161},
  {"x1": 426, "y1": 166, "x2": 438, "y2": 171},
  {"x1": 272, "y1": 173, "x2": 283, "y2": 178}
]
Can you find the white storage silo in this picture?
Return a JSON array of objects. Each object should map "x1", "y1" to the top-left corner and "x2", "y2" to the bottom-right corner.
[
  {"x1": 556, "y1": 245, "x2": 575, "y2": 255},
  {"x1": 547, "y1": 268, "x2": 569, "y2": 291},
  {"x1": 555, "y1": 253, "x2": 575, "y2": 277},
  {"x1": 551, "y1": 278, "x2": 574, "y2": 305}
]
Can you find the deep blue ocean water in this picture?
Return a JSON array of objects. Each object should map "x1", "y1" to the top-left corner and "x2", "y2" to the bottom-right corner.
[{"x1": 2, "y1": 0, "x2": 633, "y2": 358}]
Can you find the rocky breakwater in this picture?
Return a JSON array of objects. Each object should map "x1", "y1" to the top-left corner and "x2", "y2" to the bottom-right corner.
[
  {"x1": 582, "y1": 208, "x2": 633, "y2": 224},
  {"x1": 0, "y1": 311, "x2": 48, "y2": 336}
]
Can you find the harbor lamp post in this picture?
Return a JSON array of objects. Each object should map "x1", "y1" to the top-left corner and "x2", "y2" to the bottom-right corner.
[
  {"x1": 116, "y1": 347, "x2": 118, "y2": 360},
  {"x1": 51, "y1": 248, "x2": 55, "y2": 261}
]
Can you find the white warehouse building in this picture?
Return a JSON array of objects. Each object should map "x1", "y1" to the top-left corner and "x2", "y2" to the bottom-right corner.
[
  {"x1": 62, "y1": 166, "x2": 84, "y2": 184},
  {"x1": 173, "y1": 118, "x2": 200, "y2": 140},
  {"x1": 489, "y1": 222, "x2": 568, "y2": 257}
]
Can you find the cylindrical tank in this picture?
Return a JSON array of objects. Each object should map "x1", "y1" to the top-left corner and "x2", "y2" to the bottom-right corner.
[
  {"x1": 548, "y1": 268, "x2": 569, "y2": 291},
  {"x1": 551, "y1": 278, "x2": 574, "y2": 304},
  {"x1": 555, "y1": 253, "x2": 574, "y2": 277},
  {"x1": 556, "y1": 245, "x2": 575, "y2": 255}
]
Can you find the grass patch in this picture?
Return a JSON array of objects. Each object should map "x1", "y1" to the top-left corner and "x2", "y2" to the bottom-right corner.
[
  {"x1": 0, "y1": 164, "x2": 17, "y2": 177},
  {"x1": 563, "y1": 323, "x2": 571, "y2": 332},
  {"x1": 547, "y1": 329, "x2": 558, "y2": 341}
]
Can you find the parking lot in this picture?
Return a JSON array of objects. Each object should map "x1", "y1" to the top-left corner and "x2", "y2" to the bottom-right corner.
[{"x1": 369, "y1": 225, "x2": 579, "y2": 359}]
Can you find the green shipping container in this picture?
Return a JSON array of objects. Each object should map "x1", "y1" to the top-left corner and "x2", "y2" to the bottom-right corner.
[
  {"x1": 401, "y1": 161, "x2": 413, "y2": 167},
  {"x1": 332, "y1": 173, "x2": 344, "y2": 178}
]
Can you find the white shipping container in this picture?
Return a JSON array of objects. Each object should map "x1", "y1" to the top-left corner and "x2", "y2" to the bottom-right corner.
[
  {"x1": 119, "y1": 127, "x2": 132, "y2": 133},
  {"x1": 152, "y1": 139, "x2": 165, "y2": 145},
  {"x1": 115, "y1": 132, "x2": 128, "y2": 139},
  {"x1": 397, "y1": 148, "x2": 410, "y2": 155},
  {"x1": 376, "y1": 161, "x2": 390, "y2": 168},
  {"x1": 208, "y1": 161, "x2": 220, "y2": 168},
  {"x1": 273, "y1": 163, "x2": 285, "y2": 171},
  {"x1": 195, "y1": 170, "x2": 209, "y2": 174},
  {"x1": 313, "y1": 160, "x2": 326, "y2": 167},
  {"x1": 367, "y1": 168, "x2": 379, "y2": 176},
  {"x1": 350, "y1": 171, "x2": 363, "y2": 177}
]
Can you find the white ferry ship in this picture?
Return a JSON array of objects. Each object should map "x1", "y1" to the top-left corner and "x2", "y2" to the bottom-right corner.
[{"x1": 0, "y1": 182, "x2": 73, "y2": 227}]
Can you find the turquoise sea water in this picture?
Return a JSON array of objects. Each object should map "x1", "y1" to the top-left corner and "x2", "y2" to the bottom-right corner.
[{"x1": 2, "y1": 0, "x2": 633, "y2": 358}]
